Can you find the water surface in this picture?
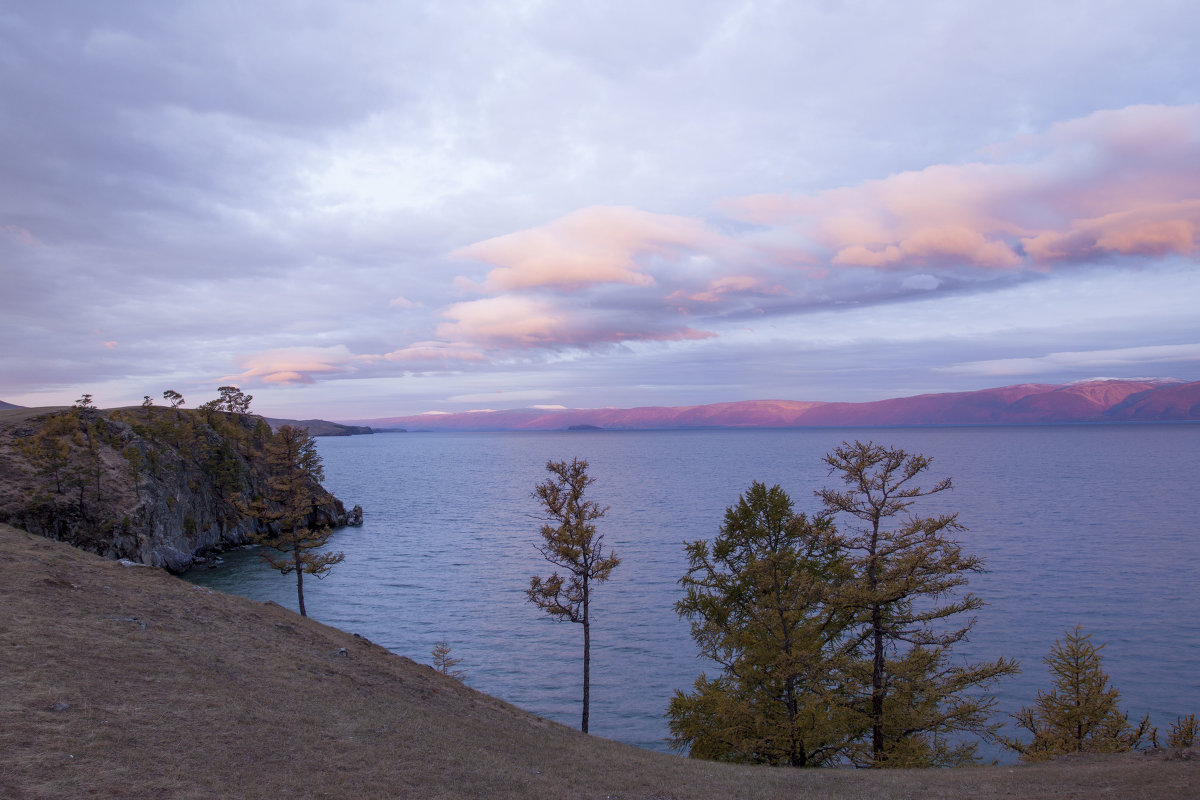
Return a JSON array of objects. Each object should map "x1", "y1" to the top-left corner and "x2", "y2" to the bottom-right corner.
[{"x1": 188, "y1": 425, "x2": 1200, "y2": 760}]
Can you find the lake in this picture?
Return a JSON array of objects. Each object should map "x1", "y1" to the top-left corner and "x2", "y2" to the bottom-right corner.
[{"x1": 186, "y1": 424, "x2": 1200, "y2": 761}]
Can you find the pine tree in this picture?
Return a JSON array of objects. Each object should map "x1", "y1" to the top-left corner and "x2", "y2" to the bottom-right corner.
[
  {"x1": 668, "y1": 482, "x2": 856, "y2": 766},
  {"x1": 217, "y1": 385, "x2": 253, "y2": 417},
  {"x1": 162, "y1": 389, "x2": 185, "y2": 414},
  {"x1": 818, "y1": 440, "x2": 1019, "y2": 766},
  {"x1": 1002, "y1": 626, "x2": 1153, "y2": 761},
  {"x1": 246, "y1": 425, "x2": 344, "y2": 617},
  {"x1": 526, "y1": 458, "x2": 620, "y2": 734}
]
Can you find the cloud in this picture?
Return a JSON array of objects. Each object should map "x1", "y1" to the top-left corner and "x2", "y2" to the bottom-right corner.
[
  {"x1": 1, "y1": 225, "x2": 39, "y2": 246},
  {"x1": 941, "y1": 343, "x2": 1200, "y2": 376},
  {"x1": 388, "y1": 295, "x2": 418, "y2": 309},
  {"x1": 668, "y1": 274, "x2": 789, "y2": 304},
  {"x1": 447, "y1": 390, "x2": 566, "y2": 405},
  {"x1": 451, "y1": 206, "x2": 724, "y2": 291},
  {"x1": 725, "y1": 104, "x2": 1200, "y2": 272},
  {"x1": 379, "y1": 341, "x2": 485, "y2": 363},
  {"x1": 436, "y1": 295, "x2": 714, "y2": 350},
  {"x1": 901, "y1": 274, "x2": 940, "y2": 291},
  {"x1": 1021, "y1": 201, "x2": 1200, "y2": 262},
  {"x1": 226, "y1": 345, "x2": 360, "y2": 385}
]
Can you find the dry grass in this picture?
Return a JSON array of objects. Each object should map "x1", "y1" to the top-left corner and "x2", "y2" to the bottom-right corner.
[{"x1": 0, "y1": 523, "x2": 1194, "y2": 799}]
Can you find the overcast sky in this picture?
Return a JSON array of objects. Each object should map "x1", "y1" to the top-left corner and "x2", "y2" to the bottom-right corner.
[{"x1": 2, "y1": 1, "x2": 1198, "y2": 419}]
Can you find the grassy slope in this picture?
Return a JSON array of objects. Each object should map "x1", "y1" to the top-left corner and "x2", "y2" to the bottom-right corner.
[{"x1": 0, "y1": 524, "x2": 1194, "y2": 800}]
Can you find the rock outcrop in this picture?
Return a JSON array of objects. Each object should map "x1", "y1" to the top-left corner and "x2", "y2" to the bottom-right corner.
[
  {"x1": 263, "y1": 417, "x2": 374, "y2": 437},
  {"x1": 0, "y1": 405, "x2": 362, "y2": 572}
]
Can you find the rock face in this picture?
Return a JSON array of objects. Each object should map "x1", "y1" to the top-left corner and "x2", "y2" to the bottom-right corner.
[{"x1": 0, "y1": 406, "x2": 362, "y2": 572}]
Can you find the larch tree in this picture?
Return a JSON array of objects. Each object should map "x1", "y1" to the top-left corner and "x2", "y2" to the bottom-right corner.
[
  {"x1": 818, "y1": 440, "x2": 1019, "y2": 767},
  {"x1": 246, "y1": 425, "x2": 344, "y2": 617},
  {"x1": 527, "y1": 457, "x2": 620, "y2": 734},
  {"x1": 431, "y1": 640, "x2": 466, "y2": 680},
  {"x1": 668, "y1": 482, "x2": 857, "y2": 766},
  {"x1": 1002, "y1": 626, "x2": 1152, "y2": 760}
]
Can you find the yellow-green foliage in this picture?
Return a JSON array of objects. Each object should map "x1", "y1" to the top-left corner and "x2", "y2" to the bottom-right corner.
[
  {"x1": 1168, "y1": 714, "x2": 1197, "y2": 749},
  {"x1": 668, "y1": 482, "x2": 853, "y2": 767},
  {"x1": 818, "y1": 441, "x2": 1019, "y2": 767},
  {"x1": 244, "y1": 425, "x2": 344, "y2": 618},
  {"x1": 670, "y1": 445, "x2": 1020, "y2": 769},
  {"x1": 431, "y1": 640, "x2": 466, "y2": 680},
  {"x1": 526, "y1": 458, "x2": 619, "y2": 734},
  {"x1": 1003, "y1": 626, "x2": 1153, "y2": 761}
]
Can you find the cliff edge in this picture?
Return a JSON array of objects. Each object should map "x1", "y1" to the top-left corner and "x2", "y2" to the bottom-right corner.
[{"x1": 0, "y1": 405, "x2": 361, "y2": 572}]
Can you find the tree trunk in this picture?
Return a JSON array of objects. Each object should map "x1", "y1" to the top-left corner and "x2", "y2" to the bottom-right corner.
[
  {"x1": 294, "y1": 531, "x2": 307, "y2": 617},
  {"x1": 872, "y1": 602, "x2": 884, "y2": 761},
  {"x1": 582, "y1": 582, "x2": 590, "y2": 733},
  {"x1": 869, "y1": 516, "x2": 885, "y2": 763},
  {"x1": 787, "y1": 676, "x2": 804, "y2": 766}
]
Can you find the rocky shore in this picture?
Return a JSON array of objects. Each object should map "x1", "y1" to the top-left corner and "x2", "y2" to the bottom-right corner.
[{"x1": 0, "y1": 405, "x2": 362, "y2": 571}]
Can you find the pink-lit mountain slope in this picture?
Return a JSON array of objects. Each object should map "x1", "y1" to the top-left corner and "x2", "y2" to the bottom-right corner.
[{"x1": 352, "y1": 379, "x2": 1199, "y2": 431}]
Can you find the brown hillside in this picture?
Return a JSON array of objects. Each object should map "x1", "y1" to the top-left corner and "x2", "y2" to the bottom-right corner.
[{"x1": 1, "y1": 523, "x2": 1195, "y2": 799}]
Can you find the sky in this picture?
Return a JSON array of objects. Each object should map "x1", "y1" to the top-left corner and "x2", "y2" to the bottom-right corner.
[{"x1": 2, "y1": 1, "x2": 1198, "y2": 420}]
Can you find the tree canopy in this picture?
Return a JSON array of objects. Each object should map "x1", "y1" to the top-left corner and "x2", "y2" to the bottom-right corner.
[
  {"x1": 1002, "y1": 626, "x2": 1152, "y2": 761},
  {"x1": 668, "y1": 482, "x2": 855, "y2": 766},
  {"x1": 818, "y1": 441, "x2": 1018, "y2": 767},
  {"x1": 670, "y1": 442, "x2": 1019, "y2": 769}
]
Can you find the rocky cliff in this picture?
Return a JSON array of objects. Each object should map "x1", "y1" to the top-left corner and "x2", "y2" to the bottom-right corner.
[{"x1": 0, "y1": 405, "x2": 362, "y2": 572}]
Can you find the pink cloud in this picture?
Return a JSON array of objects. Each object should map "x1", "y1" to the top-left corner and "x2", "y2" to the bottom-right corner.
[
  {"x1": 725, "y1": 103, "x2": 1200, "y2": 271},
  {"x1": 1, "y1": 224, "x2": 39, "y2": 246},
  {"x1": 451, "y1": 206, "x2": 725, "y2": 291},
  {"x1": 669, "y1": 274, "x2": 790, "y2": 304},
  {"x1": 437, "y1": 295, "x2": 714, "y2": 349},
  {"x1": 381, "y1": 341, "x2": 486, "y2": 363},
  {"x1": 227, "y1": 346, "x2": 359, "y2": 386},
  {"x1": 1022, "y1": 200, "x2": 1200, "y2": 262}
]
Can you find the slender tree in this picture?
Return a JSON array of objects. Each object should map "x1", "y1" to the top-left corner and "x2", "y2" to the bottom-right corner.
[
  {"x1": 246, "y1": 425, "x2": 344, "y2": 617},
  {"x1": 431, "y1": 640, "x2": 466, "y2": 680},
  {"x1": 668, "y1": 482, "x2": 856, "y2": 766},
  {"x1": 527, "y1": 458, "x2": 620, "y2": 733},
  {"x1": 1002, "y1": 626, "x2": 1152, "y2": 760},
  {"x1": 818, "y1": 441, "x2": 1018, "y2": 766}
]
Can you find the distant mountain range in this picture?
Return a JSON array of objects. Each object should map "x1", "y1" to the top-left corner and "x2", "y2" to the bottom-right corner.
[{"x1": 352, "y1": 379, "x2": 1200, "y2": 431}]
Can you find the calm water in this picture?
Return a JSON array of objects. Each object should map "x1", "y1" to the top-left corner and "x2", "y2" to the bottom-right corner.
[{"x1": 187, "y1": 425, "x2": 1200, "y2": 760}]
